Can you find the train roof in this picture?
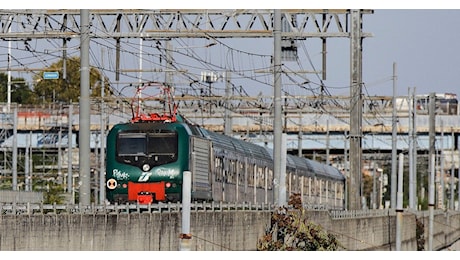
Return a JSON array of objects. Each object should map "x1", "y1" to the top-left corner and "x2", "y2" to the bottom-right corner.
[
  {"x1": 199, "y1": 127, "x2": 345, "y2": 182},
  {"x1": 200, "y1": 128, "x2": 272, "y2": 161},
  {"x1": 302, "y1": 158, "x2": 345, "y2": 181},
  {"x1": 284, "y1": 151, "x2": 344, "y2": 181}
]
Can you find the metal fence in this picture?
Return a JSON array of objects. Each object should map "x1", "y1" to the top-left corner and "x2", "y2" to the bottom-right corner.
[
  {"x1": 0, "y1": 190, "x2": 43, "y2": 203},
  {"x1": 0, "y1": 201, "x2": 277, "y2": 215}
]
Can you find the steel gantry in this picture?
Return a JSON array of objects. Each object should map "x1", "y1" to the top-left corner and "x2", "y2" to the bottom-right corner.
[{"x1": 0, "y1": 9, "x2": 373, "y2": 39}]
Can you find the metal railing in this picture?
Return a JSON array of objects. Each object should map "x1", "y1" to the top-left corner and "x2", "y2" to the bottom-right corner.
[
  {"x1": 0, "y1": 201, "x2": 277, "y2": 215},
  {"x1": 329, "y1": 208, "x2": 395, "y2": 219}
]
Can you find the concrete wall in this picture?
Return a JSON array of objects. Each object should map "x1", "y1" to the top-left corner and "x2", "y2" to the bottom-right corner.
[
  {"x1": 1, "y1": 209, "x2": 459, "y2": 251},
  {"x1": 0, "y1": 211, "x2": 271, "y2": 251}
]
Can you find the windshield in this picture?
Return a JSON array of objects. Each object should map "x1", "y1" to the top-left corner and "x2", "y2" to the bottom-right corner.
[
  {"x1": 118, "y1": 133, "x2": 147, "y2": 156},
  {"x1": 116, "y1": 130, "x2": 178, "y2": 167},
  {"x1": 147, "y1": 133, "x2": 177, "y2": 155}
]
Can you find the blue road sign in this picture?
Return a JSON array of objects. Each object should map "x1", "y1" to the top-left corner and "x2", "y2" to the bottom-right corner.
[{"x1": 43, "y1": 71, "x2": 59, "y2": 79}]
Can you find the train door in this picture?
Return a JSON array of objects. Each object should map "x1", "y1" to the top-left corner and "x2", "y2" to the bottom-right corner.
[{"x1": 189, "y1": 136, "x2": 212, "y2": 201}]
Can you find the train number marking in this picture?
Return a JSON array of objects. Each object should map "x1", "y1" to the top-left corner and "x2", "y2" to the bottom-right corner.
[{"x1": 138, "y1": 172, "x2": 152, "y2": 182}]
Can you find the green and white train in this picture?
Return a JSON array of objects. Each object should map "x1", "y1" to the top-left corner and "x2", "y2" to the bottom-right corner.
[{"x1": 105, "y1": 111, "x2": 346, "y2": 209}]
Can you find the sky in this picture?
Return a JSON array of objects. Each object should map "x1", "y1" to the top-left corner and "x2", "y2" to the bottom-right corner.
[
  {"x1": 2, "y1": 2, "x2": 460, "y2": 100},
  {"x1": 362, "y1": 9, "x2": 460, "y2": 98}
]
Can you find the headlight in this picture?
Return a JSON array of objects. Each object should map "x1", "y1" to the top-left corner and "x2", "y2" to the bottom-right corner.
[
  {"x1": 106, "y1": 179, "x2": 117, "y2": 190},
  {"x1": 142, "y1": 164, "x2": 150, "y2": 172}
]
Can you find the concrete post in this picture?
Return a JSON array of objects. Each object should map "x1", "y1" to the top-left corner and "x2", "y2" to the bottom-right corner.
[{"x1": 180, "y1": 171, "x2": 192, "y2": 251}]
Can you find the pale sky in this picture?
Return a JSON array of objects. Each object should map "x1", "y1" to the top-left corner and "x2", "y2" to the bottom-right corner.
[{"x1": 362, "y1": 9, "x2": 460, "y2": 98}]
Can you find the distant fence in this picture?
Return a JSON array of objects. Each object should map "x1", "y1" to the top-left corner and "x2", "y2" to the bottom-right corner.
[{"x1": 0, "y1": 190, "x2": 43, "y2": 203}]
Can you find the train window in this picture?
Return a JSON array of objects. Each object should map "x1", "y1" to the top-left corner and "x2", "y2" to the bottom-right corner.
[
  {"x1": 263, "y1": 167, "x2": 268, "y2": 190},
  {"x1": 267, "y1": 169, "x2": 273, "y2": 189},
  {"x1": 248, "y1": 164, "x2": 255, "y2": 187},
  {"x1": 257, "y1": 166, "x2": 264, "y2": 188},
  {"x1": 319, "y1": 180, "x2": 323, "y2": 196},
  {"x1": 292, "y1": 174, "x2": 298, "y2": 193},
  {"x1": 228, "y1": 160, "x2": 236, "y2": 184},
  {"x1": 214, "y1": 156, "x2": 223, "y2": 182},
  {"x1": 147, "y1": 132, "x2": 178, "y2": 155},
  {"x1": 286, "y1": 171, "x2": 292, "y2": 193},
  {"x1": 238, "y1": 162, "x2": 245, "y2": 186},
  {"x1": 117, "y1": 133, "x2": 147, "y2": 156},
  {"x1": 214, "y1": 156, "x2": 222, "y2": 170},
  {"x1": 313, "y1": 179, "x2": 318, "y2": 196},
  {"x1": 227, "y1": 160, "x2": 231, "y2": 183},
  {"x1": 305, "y1": 177, "x2": 311, "y2": 197},
  {"x1": 215, "y1": 157, "x2": 223, "y2": 182}
]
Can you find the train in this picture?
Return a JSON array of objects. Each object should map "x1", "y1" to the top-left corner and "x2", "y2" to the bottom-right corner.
[{"x1": 105, "y1": 85, "x2": 346, "y2": 209}]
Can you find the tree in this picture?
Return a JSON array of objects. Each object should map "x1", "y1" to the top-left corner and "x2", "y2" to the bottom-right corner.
[
  {"x1": 32, "y1": 56, "x2": 109, "y2": 104},
  {"x1": 0, "y1": 73, "x2": 35, "y2": 104}
]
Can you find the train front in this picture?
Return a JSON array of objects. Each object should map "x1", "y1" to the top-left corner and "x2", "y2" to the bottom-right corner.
[{"x1": 105, "y1": 120, "x2": 190, "y2": 204}]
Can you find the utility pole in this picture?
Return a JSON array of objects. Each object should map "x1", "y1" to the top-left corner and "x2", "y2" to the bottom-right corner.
[
  {"x1": 412, "y1": 87, "x2": 418, "y2": 209},
  {"x1": 224, "y1": 71, "x2": 232, "y2": 136},
  {"x1": 273, "y1": 9, "x2": 285, "y2": 206},
  {"x1": 99, "y1": 48, "x2": 106, "y2": 205},
  {"x1": 396, "y1": 152, "x2": 404, "y2": 251},
  {"x1": 428, "y1": 154, "x2": 435, "y2": 251},
  {"x1": 344, "y1": 131, "x2": 348, "y2": 209},
  {"x1": 428, "y1": 92, "x2": 436, "y2": 251},
  {"x1": 12, "y1": 107, "x2": 17, "y2": 190},
  {"x1": 372, "y1": 164, "x2": 377, "y2": 209},
  {"x1": 458, "y1": 134, "x2": 460, "y2": 211},
  {"x1": 326, "y1": 120, "x2": 330, "y2": 165},
  {"x1": 428, "y1": 92, "x2": 436, "y2": 210},
  {"x1": 349, "y1": 9, "x2": 363, "y2": 210},
  {"x1": 391, "y1": 62, "x2": 397, "y2": 208},
  {"x1": 7, "y1": 15, "x2": 12, "y2": 112},
  {"x1": 409, "y1": 87, "x2": 416, "y2": 209},
  {"x1": 450, "y1": 129, "x2": 455, "y2": 210},
  {"x1": 79, "y1": 9, "x2": 91, "y2": 206},
  {"x1": 440, "y1": 121, "x2": 444, "y2": 209},
  {"x1": 67, "y1": 104, "x2": 74, "y2": 203},
  {"x1": 298, "y1": 112, "x2": 303, "y2": 157}
]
